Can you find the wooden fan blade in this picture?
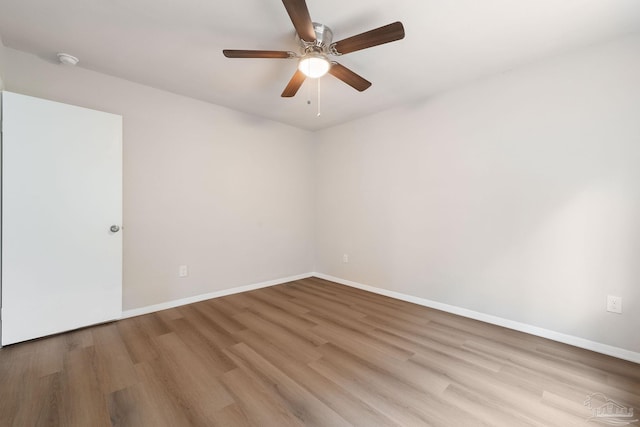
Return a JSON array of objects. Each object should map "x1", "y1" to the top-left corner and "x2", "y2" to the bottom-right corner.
[
  {"x1": 281, "y1": 70, "x2": 307, "y2": 97},
  {"x1": 332, "y1": 22, "x2": 405, "y2": 55},
  {"x1": 329, "y1": 62, "x2": 372, "y2": 92},
  {"x1": 223, "y1": 50, "x2": 294, "y2": 59},
  {"x1": 282, "y1": 0, "x2": 316, "y2": 42}
]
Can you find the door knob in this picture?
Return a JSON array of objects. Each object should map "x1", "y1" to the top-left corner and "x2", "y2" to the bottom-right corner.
[{"x1": 110, "y1": 225, "x2": 120, "y2": 233}]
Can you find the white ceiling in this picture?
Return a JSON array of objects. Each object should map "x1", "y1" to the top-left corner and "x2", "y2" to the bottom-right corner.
[{"x1": 1, "y1": 0, "x2": 640, "y2": 131}]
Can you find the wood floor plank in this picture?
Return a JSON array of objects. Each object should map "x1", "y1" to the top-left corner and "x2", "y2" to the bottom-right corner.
[
  {"x1": 108, "y1": 385, "x2": 156, "y2": 427},
  {"x1": 212, "y1": 403, "x2": 252, "y2": 427},
  {"x1": 464, "y1": 338, "x2": 640, "y2": 405},
  {"x1": 278, "y1": 287, "x2": 368, "y2": 321},
  {"x1": 364, "y1": 313, "x2": 468, "y2": 348},
  {"x1": 315, "y1": 323, "x2": 452, "y2": 396},
  {"x1": 309, "y1": 356, "x2": 431, "y2": 426},
  {"x1": 63, "y1": 327, "x2": 95, "y2": 352},
  {"x1": 251, "y1": 287, "x2": 311, "y2": 316},
  {"x1": 59, "y1": 347, "x2": 112, "y2": 427},
  {"x1": 311, "y1": 343, "x2": 479, "y2": 426},
  {"x1": 91, "y1": 323, "x2": 140, "y2": 394},
  {"x1": 240, "y1": 295, "x2": 328, "y2": 346},
  {"x1": 410, "y1": 350, "x2": 593, "y2": 426},
  {"x1": 133, "y1": 360, "x2": 205, "y2": 427},
  {"x1": 9, "y1": 370, "x2": 62, "y2": 427},
  {"x1": 221, "y1": 368, "x2": 305, "y2": 427},
  {"x1": 369, "y1": 326, "x2": 502, "y2": 372},
  {"x1": 168, "y1": 317, "x2": 238, "y2": 374},
  {"x1": 116, "y1": 316, "x2": 164, "y2": 364},
  {"x1": 152, "y1": 332, "x2": 235, "y2": 413},
  {"x1": 189, "y1": 301, "x2": 247, "y2": 336},
  {"x1": 302, "y1": 309, "x2": 376, "y2": 335},
  {"x1": 536, "y1": 343, "x2": 640, "y2": 382},
  {"x1": 1, "y1": 277, "x2": 638, "y2": 426},
  {"x1": 233, "y1": 329, "x2": 401, "y2": 427},
  {"x1": 304, "y1": 278, "x2": 430, "y2": 316},
  {"x1": 441, "y1": 382, "x2": 540, "y2": 427},
  {"x1": 0, "y1": 346, "x2": 37, "y2": 425},
  {"x1": 312, "y1": 322, "x2": 415, "y2": 362},
  {"x1": 153, "y1": 307, "x2": 183, "y2": 322},
  {"x1": 540, "y1": 390, "x2": 599, "y2": 424},
  {"x1": 232, "y1": 311, "x2": 323, "y2": 363},
  {"x1": 225, "y1": 342, "x2": 352, "y2": 427}
]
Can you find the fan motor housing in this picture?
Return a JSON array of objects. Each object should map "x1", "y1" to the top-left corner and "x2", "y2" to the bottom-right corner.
[{"x1": 304, "y1": 22, "x2": 333, "y2": 51}]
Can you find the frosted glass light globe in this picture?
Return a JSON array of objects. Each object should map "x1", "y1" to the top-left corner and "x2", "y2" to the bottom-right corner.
[{"x1": 298, "y1": 53, "x2": 330, "y2": 78}]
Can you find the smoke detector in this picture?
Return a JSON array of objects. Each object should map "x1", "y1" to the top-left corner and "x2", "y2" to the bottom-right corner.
[{"x1": 57, "y1": 53, "x2": 79, "y2": 66}]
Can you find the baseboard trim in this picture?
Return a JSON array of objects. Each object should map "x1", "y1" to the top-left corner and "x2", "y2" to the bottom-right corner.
[
  {"x1": 121, "y1": 272, "x2": 314, "y2": 319},
  {"x1": 312, "y1": 273, "x2": 640, "y2": 364}
]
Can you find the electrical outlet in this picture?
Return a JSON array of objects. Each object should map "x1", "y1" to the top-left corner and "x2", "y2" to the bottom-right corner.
[
  {"x1": 606, "y1": 295, "x2": 622, "y2": 314},
  {"x1": 343, "y1": 254, "x2": 349, "y2": 263},
  {"x1": 179, "y1": 265, "x2": 189, "y2": 278}
]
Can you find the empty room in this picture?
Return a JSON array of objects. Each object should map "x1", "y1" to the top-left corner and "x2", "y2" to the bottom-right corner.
[{"x1": 0, "y1": 0, "x2": 639, "y2": 426}]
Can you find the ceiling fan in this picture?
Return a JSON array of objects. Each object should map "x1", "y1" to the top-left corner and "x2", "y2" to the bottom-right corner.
[{"x1": 223, "y1": 0, "x2": 405, "y2": 97}]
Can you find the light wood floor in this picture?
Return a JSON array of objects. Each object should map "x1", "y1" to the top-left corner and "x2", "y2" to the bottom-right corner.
[{"x1": 1, "y1": 277, "x2": 639, "y2": 426}]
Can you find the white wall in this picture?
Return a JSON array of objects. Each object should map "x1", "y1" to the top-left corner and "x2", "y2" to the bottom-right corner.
[
  {"x1": 3, "y1": 34, "x2": 639, "y2": 356},
  {"x1": 2, "y1": 48, "x2": 314, "y2": 310},
  {"x1": 315, "y1": 35, "x2": 640, "y2": 353},
  {"x1": 0, "y1": 36, "x2": 6, "y2": 89}
]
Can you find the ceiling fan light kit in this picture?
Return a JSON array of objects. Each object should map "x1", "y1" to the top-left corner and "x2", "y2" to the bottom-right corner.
[
  {"x1": 297, "y1": 22, "x2": 332, "y2": 78},
  {"x1": 222, "y1": 0, "x2": 405, "y2": 98},
  {"x1": 298, "y1": 52, "x2": 330, "y2": 78}
]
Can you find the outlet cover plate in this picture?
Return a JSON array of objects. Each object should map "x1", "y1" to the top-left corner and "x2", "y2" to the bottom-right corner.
[
  {"x1": 179, "y1": 265, "x2": 189, "y2": 278},
  {"x1": 607, "y1": 295, "x2": 622, "y2": 314}
]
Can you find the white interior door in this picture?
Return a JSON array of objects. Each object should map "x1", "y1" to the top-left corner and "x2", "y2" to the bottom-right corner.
[{"x1": 1, "y1": 91, "x2": 122, "y2": 345}]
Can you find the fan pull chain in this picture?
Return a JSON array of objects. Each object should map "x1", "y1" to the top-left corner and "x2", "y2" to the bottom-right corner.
[{"x1": 317, "y1": 77, "x2": 321, "y2": 117}]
